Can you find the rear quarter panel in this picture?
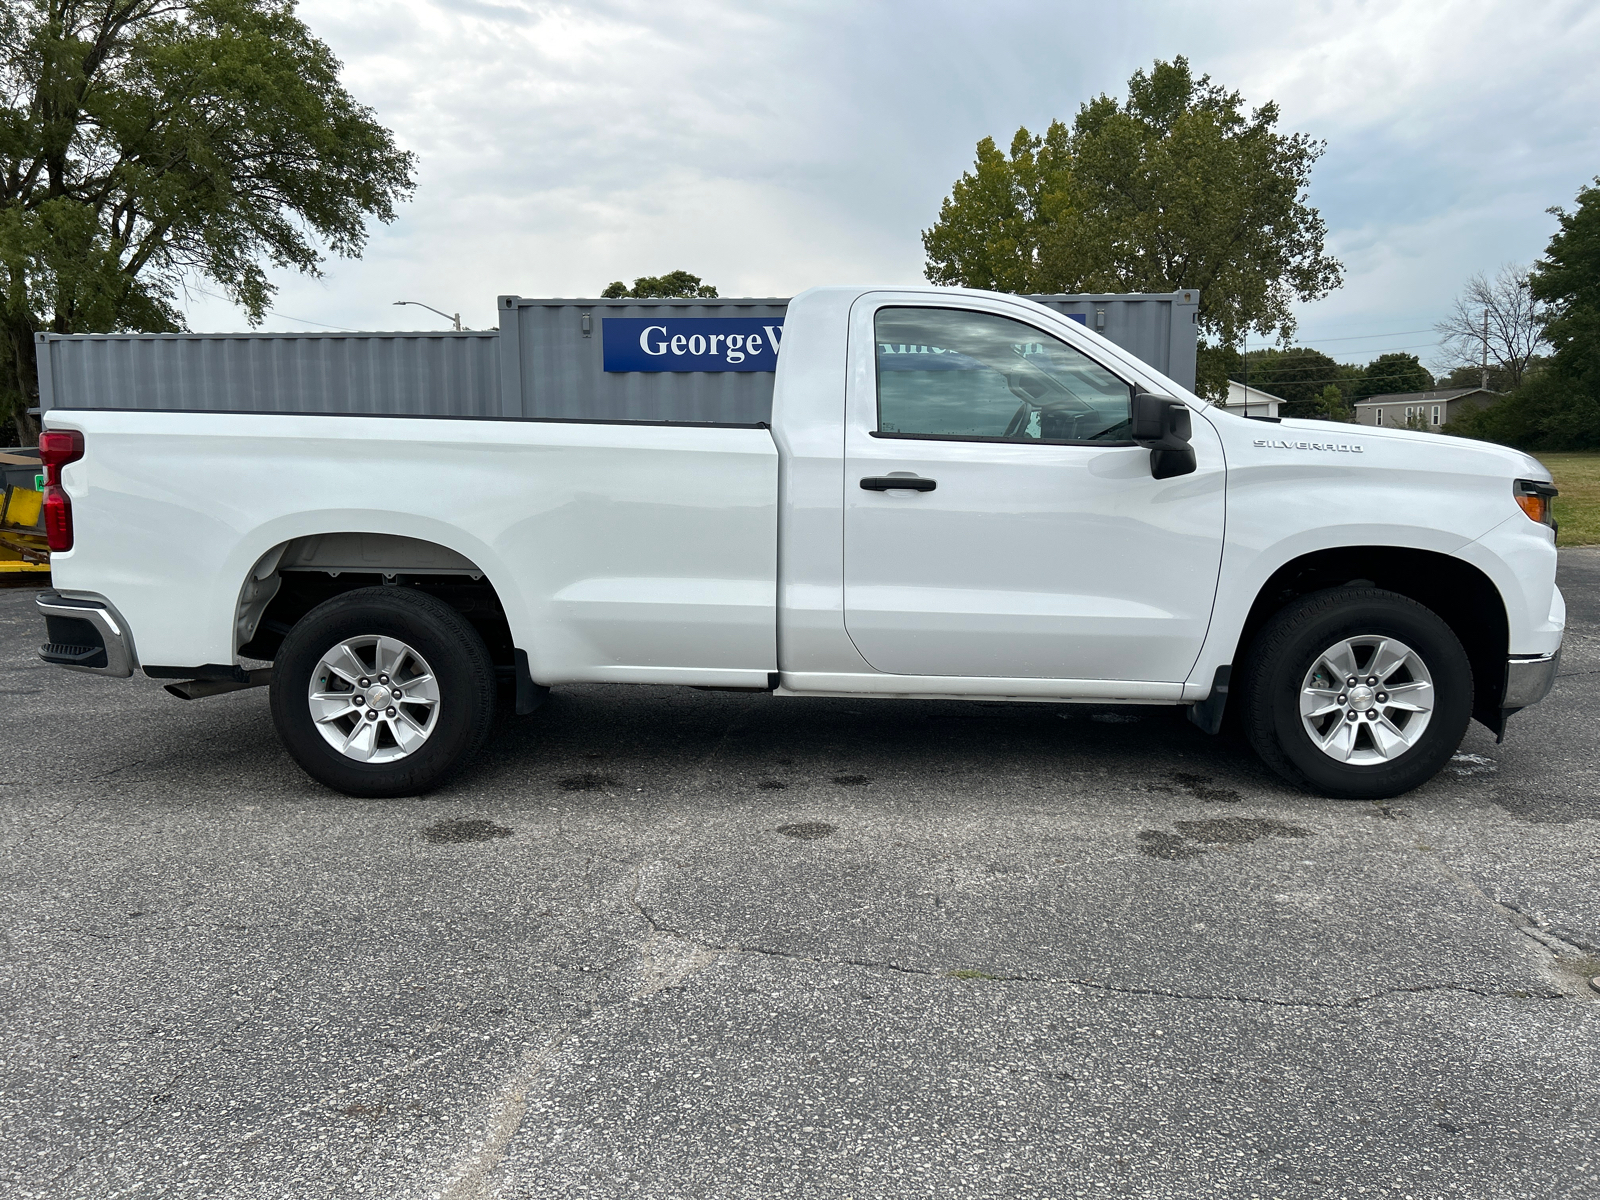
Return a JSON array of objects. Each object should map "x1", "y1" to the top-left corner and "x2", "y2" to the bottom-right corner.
[{"x1": 46, "y1": 411, "x2": 778, "y2": 684}]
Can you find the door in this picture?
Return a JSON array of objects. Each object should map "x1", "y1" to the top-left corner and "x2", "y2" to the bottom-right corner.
[{"x1": 842, "y1": 299, "x2": 1225, "y2": 682}]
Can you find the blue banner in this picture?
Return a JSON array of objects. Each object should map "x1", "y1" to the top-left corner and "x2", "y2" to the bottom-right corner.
[{"x1": 603, "y1": 317, "x2": 785, "y2": 372}]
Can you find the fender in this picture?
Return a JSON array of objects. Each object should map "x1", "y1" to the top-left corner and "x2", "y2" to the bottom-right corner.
[
  {"x1": 221, "y1": 512, "x2": 526, "y2": 662},
  {"x1": 1185, "y1": 522, "x2": 1481, "y2": 700}
]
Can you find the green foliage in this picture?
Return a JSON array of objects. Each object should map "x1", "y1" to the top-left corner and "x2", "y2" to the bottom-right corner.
[
  {"x1": 1532, "y1": 182, "x2": 1600, "y2": 374},
  {"x1": 1452, "y1": 369, "x2": 1600, "y2": 451},
  {"x1": 1436, "y1": 362, "x2": 1521, "y2": 393},
  {"x1": 922, "y1": 57, "x2": 1343, "y2": 399},
  {"x1": 1351, "y1": 353, "x2": 1432, "y2": 400},
  {"x1": 920, "y1": 123, "x2": 1071, "y2": 296},
  {"x1": 1232, "y1": 347, "x2": 1363, "y2": 419},
  {"x1": 1315, "y1": 384, "x2": 1352, "y2": 422},
  {"x1": 1519, "y1": 180, "x2": 1600, "y2": 448},
  {"x1": 1194, "y1": 342, "x2": 1241, "y2": 402},
  {"x1": 1454, "y1": 180, "x2": 1600, "y2": 452},
  {"x1": 1230, "y1": 344, "x2": 1434, "y2": 421},
  {"x1": 1243, "y1": 346, "x2": 1344, "y2": 416},
  {"x1": 600, "y1": 270, "x2": 718, "y2": 299},
  {"x1": 0, "y1": 0, "x2": 416, "y2": 442}
]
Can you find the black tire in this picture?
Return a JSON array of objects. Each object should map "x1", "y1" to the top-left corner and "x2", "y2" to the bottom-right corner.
[
  {"x1": 269, "y1": 587, "x2": 496, "y2": 797},
  {"x1": 1239, "y1": 587, "x2": 1472, "y2": 799}
]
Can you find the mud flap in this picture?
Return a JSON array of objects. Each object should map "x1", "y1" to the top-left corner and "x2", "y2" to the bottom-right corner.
[{"x1": 1187, "y1": 665, "x2": 1231, "y2": 735}]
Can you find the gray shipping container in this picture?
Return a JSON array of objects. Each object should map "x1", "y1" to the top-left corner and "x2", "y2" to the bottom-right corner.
[
  {"x1": 35, "y1": 330, "x2": 502, "y2": 419},
  {"x1": 500, "y1": 296, "x2": 790, "y2": 425},
  {"x1": 1028, "y1": 291, "x2": 1199, "y2": 394},
  {"x1": 37, "y1": 289, "x2": 1199, "y2": 425}
]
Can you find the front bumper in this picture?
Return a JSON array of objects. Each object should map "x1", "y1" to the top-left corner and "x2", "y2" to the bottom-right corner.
[
  {"x1": 36, "y1": 590, "x2": 136, "y2": 677},
  {"x1": 1504, "y1": 649, "x2": 1560, "y2": 710}
]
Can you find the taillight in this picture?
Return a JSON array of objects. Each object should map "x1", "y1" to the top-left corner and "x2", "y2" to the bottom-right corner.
[
  {"x1": 37, "y1": 429, "x2": 85, "y2": 552},
  {"x1": 43, "y1": 486, "x2": 73, "y2": 551},
  {"x1": 1514, "y1": 478, "x2": 1557, "y2": 529},
  {"x1": 38, "y1": 429, "x2": 85, "y2": 472}
]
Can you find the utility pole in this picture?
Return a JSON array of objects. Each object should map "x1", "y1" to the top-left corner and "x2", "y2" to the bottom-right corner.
[{"x1": 1481, "y1": 309, "x2": 1489, "y2": 391}]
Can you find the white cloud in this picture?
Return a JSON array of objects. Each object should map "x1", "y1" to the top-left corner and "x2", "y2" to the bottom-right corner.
[{"x1": 183, "y1": 0, "x2": 1600, "y2": 370}]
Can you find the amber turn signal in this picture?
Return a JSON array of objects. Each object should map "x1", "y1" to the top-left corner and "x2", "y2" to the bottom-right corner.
[{"x1": 1513, "y1": 479, "x2": 1558, "y2": 528}]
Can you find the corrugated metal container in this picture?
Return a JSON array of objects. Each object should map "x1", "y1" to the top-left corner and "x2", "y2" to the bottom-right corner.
[
  {"x1": 1028, "y1": 291, "x2": 1199, "y2": 392},
  {"x1": 498, "y1": 296, "x2": 789, "y2": 425},
  {"x1": 36, "y1": 330, "x2": 500, "y2": 417},
  {"x1": 37, "y1": 290, "x2": 1198, "y2": 423}
]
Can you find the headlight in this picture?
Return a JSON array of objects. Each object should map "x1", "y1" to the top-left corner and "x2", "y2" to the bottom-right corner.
[{"x1": 1514, "y1": 478, "x2": 1558, "y2": 529}]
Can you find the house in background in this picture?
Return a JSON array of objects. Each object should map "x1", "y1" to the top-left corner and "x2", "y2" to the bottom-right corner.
[
  {"x1": 1220, "y1": 380, "x2": 1282, "y2": 418},
  {"x1": 1353, "y1": 387, "x2": 1498, "y2": 429}
]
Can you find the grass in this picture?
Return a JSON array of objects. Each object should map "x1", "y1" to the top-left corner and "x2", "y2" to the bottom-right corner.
[{"x1": 1535, "y1": 453, "x2": 1600, "y2": 546}]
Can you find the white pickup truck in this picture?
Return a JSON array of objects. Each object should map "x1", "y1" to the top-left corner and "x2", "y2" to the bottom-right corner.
[{"x1": 32, "y1": 286, "x2": 1563, "y2": 799}]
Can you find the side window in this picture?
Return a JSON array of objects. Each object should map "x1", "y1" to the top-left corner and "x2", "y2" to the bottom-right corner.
[{"x1": 874, "y1": 307, "x2": 1132, "y2": 444}]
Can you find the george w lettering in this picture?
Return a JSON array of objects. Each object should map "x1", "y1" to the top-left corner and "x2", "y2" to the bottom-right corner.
[{"x1": 602, "y1": 316, "x2": 786, "y2": 373}]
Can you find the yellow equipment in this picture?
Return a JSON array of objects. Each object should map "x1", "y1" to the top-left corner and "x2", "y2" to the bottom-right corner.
[{"x1": 0, "y1": 450, "x2": 49, "y2": 576}]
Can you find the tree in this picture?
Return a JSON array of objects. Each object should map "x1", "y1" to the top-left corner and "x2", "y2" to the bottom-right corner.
[
  {"x1": 600, "y1": 270, "x2": 718, "y2": 299},
  {"x1": 1314, "y1": 383, "x2": 1351, "y2": 422},
  {"x1": 0, "y1": 0, "x2": 416, "y2": 444},
  {"x1": 1522, "y1": 179, "x2": 1600, "y2": 447},
  {"x1": 1352, "y1": 353, "x2": 1432, "y2": 400},
  {"x1": 1244, "y1": 346, "x2": 1343, "y2": 416},
  {"x1": 922, "y1": 57, "x2": 1343, "y2": 399},
  {"x1": 1436, "y1": 361, "x2": 1523, "y2": 393},
  {"x1": 1434, "y1": 264, "x2": 1547, "y2": 390},
  {"x1": 1449, "y1": 180, "x2": 1600, "y2": 451},
  {"x1": 919, "y1": 123, "x2": 1070, "y2": 297}
]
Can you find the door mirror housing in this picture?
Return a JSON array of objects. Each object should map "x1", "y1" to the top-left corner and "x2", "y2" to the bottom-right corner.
[
  {"x1": 1131, "y1": 390, "x2": 1196, "y2": 480},
  {"x1": 1131, "y1": 391, "x2": 1192, "y2": 448}
]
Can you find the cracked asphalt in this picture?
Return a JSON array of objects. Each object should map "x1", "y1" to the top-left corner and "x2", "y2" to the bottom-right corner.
[{"x1": 2, "y1": 551, "x2": 1598, "y2": 1200}]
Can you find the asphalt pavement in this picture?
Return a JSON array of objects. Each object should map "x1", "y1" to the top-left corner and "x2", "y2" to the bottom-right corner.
[{"x1": 2, "y1": 553, "x2": 1597, "y2": 1200}]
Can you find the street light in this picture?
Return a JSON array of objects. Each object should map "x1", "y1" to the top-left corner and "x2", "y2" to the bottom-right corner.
[{"x1": 393, "y1": 300, "x2": 464, "y2": 330}]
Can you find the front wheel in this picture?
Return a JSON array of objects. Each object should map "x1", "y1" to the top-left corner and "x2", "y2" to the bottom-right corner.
[
  {"x1": 1239, "y1": 587, "x2": 1472, "y2": 799},
  {"x1": 269, "y1": 587, "x2": 497, "y2": 797}
]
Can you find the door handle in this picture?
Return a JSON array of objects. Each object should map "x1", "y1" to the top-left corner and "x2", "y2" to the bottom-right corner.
[{"x1": 860, "y1": 476, "x2": 936, "y2": 492}]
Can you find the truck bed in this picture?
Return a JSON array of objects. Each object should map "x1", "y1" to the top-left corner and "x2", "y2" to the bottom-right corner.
[{"x1": 49, "y1": 410, "x2": 779, "y2": 685}]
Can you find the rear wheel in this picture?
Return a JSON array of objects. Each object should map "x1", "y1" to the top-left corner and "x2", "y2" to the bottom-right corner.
[
  {"x1": 1240, "y1": 588, "x2": 1472, "y2": 798},
  {"x1": 270, "y1": 587, "x2": 496, "y2": 797}
]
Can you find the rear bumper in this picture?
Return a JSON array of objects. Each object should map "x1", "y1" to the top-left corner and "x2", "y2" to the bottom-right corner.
[
  {"x1": 1504, "y1": 649, "x2": 1560, "y2": 710},
  {"x1": 36, "y1": 590, "x2": 136, "y2": 677}
]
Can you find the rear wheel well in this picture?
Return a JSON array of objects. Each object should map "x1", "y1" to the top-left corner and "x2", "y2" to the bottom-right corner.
[
  {"x1": 1235, "y1": 547, "x2": 1508, "y2": 731},
  {"x1": 236, "y1": 534, "x2": 516, "y2": 673}
]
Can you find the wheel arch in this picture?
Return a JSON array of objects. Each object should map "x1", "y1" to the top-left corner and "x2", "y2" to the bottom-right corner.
[
  {"x1": 233, "y1": 531, "x2": 519, "y2": 673},
  {"x1": 1231, "y1": 546, "x2": 1509, "y2": 733}
]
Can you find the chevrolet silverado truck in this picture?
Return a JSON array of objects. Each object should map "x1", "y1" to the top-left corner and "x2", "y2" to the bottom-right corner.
[{"x1": 31, "y1": 286, "x2": 1563, "y2": 798}]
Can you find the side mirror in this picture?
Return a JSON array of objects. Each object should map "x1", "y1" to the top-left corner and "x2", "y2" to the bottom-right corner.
[{"x1": 1131, "y1": 390, "x2": 1196, "y2": 480}]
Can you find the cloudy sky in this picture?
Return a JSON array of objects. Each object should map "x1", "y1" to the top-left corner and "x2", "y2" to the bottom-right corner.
[{"x1": 182, "y1": 0, "x2": 1600, "y2": 373}]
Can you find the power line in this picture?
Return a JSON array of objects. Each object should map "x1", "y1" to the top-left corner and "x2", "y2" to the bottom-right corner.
[
  {"x1": 1288, "y1": 327, "x2": 1439, "y2": 343},
  {"x1": 1231, "y1": 341, "x2": 1447, "y2": 366},
  {"x1": 1256, "y1": 350, "x2": 1526, "y2": 375},
  {"x1": 1241, "y1": 370, "x2": 1464, "y2": 390},
  {"x1": 184, "y1": 285, "x2": 369, "y2": 332}
]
